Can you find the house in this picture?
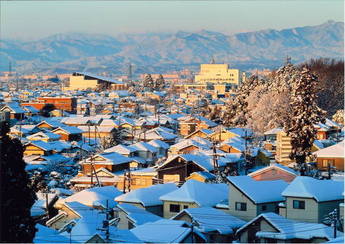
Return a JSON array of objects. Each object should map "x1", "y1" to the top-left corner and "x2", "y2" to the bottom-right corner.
[
  {"x1": 236, "y1": 212, "x2": 343, "y2": 243},
  {"x1": 77, "y1": 125, "x2": 116, "y2": 140},
  {"x1": 184, "y1": 128, "x2": 214, "y2": 140},
  {"x1": 280, "y1": 176, "x2": 344, "y2": 223},
  {"x1": 131, "y1": 142, "x2": 158, "y2": 164},
  {"x1": 171, "y1": 207, "x2": 245, "y2": 243},
  {"x1": 130, "y1": 219, "x2": 206, "y2": 243},
  {"x1": 24, "y1": 140, "x2": 54, "y2": 156},
  {"x1": 116, "y1": 203, "x2": 162, "y2": 230},
  {"x1": 248, "y1": 163, "x2": 297, "y2": 183},
  {"x1": 115, "y1": 183, "x2": 178, "y2": 217},
  {"x1": 314, "y1": 141, "x2": 344, "y2": 171},
  {"x1": 80, "y1": 152, "x2": 133, "y2": 174},
  {"x1": 219, "y1": 136, "x2": 246, "y2": 153},
  {"x1": 156, "y1": 154, "x2": 220, "y2": 184},
  {"x1": 227, "y1": 176, "x2": 288, "y2": 221},
  {"x1": 62, "y1": 186, "x2": 122, "y2": 209},
  {"x1": 116, "y1": 167, "x2": 157, "y2": 191},
  {"x1": 0, "y1": 102, "x2": 25, "y2": 120},
  {"x1": 9, "y1": 124, "x2": 39, "y2": 138},
  {"x1": 27, "y1": 131, "x2": 61, "y2": 142},
  {"x1": 160, "y1": 180, "x2": 228, "y2": 218},
  {"x1": 168, "y1": 137, "x2": 212, "y2": 156},
  {"x1": 22, "y1": 105, "x2": 40, "y2": 117},
  {"x1": 70, "y1": 167, "x2": 120, "y2": 189},
  {"x1": 147, "y1": 139, "x2": 170, "y2": 157},
  {"x1": 51, "y1": 126, "x2": 83, "y2": 142},
  {"x1": 36, "y1": 120, "x2": 65, "y2": 131},
  {"x1": 139, "y1": 127, "x2": 177, "y2": 144},
  {"x1": 185, "y1": 171, "x2": 216, "y2": 183}
]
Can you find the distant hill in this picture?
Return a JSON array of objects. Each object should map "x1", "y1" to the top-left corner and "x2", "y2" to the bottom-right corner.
[{"x1": 0, "y1": 20, "x2": 343, "y2": 74}]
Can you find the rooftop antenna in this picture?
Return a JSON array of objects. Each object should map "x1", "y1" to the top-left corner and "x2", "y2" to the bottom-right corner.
[
  {"x1": 127, "y1": 63, "x2": 133, "y2": 80},
  {"x1": 210, "y1": 56, "x2": 215, "y2": 64},
  {"x1": 8, "y1": 61, "x2": 12, "y2": 77}
]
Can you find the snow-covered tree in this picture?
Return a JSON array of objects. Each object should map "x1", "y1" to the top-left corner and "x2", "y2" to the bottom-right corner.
[
  {"x1": 154, "y1": 74, "x2": 165, "y2": 90},
  {"x1": 0, "y1": 121, "x2": 37, "y2": 242},
  {"x1": 332, "y1": 110, "x2": 344, "y2": 126},
  {"x1": 283, "y1": 66, "x2": 326, "y2": 175},
  {"x1": 143, "y1": 74, "x2": 154, "y2": 91}
]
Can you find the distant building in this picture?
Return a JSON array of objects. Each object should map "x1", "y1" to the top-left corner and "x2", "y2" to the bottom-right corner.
[
  {"x1": 64, "y1": 72, "x2": 125, "y2": 91},
  {"x1": 22, "y1": 97, "x2": 77, "y2": 113},
  {"x1": 195, "y1": 63, "x2": 245, "y2": 86}
]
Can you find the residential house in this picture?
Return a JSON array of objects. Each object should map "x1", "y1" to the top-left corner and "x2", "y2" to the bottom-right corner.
[
  {"x1": 116, "y1": 203, "x2": 162, "y2": 230},
  {"x1": 314, "y1": 141, "x2": 344, "y2": 171},
  {"x1": 160, "y1": 180, "x2": 228, "y2": 218},
  {"x1": 0, "y1": 102, "x2": 25, "y2": 120},
  {"x1": 115, "y1": 183, "x2": 178, "y2": 217},
  {"x1": 116, "y1": 167, "x2": 157, "y2": 191},
  {"x1": 168, "y1": 137, "x2": 212, "y2": 156},
  {"x1": 130, "y1": 219, "x2": 206, "y2": 243},
  {"x1": 27, "y1": 131, "x2": 61, "y2": 142},
  {"x1": 185, "y1": 171, "x2": 216, "y2": 183},
  {"x1": 171, "y1": 207, "x2": 245, "y2": 243},
  {"x1": 147, "y1": 139, "x2": 170, "y2": 158},
  {"x1": 36, "y1": 120, "x2": 65, "y2": 131},
  {"x1": 184, "y1": 128, "x2": 214, "y2": 140},
  {"x1": 131, "y1": 142, "x2": 158, "y2": 165},
  {"x1": 280, "y1": 176, "x2": 344, "y2": 223},
  {"x1": 227, "y1": 176, "x2": 288, "y2": 221},
  {"x1": 248, "y1": 163, "x2": 297, "y2": 183},
  {"x1": 236, "y1": 212, "x2": 343, "y2": 243},
  {"x1": 52, "y1": 126, "x2": 83, "y2": 141}
]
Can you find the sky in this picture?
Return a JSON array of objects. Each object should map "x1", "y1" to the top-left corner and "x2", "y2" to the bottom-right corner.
[{"x1": 1, "y1": 0, "x2": 344, "y2": 40}]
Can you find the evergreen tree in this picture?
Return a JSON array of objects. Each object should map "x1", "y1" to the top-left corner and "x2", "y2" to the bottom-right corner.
[
  {"x1": 154, "y1": 74, "x2": 165, "y2": 90},
  {"x1": 143, "y1": 74, "x2": 154, "y2": 91},
  {"x1": 0, "y1": 121, "x2": 37, "y2": 242},
  {"x1": 283, "y1": 67, "x2": 325, "y2": 175}
]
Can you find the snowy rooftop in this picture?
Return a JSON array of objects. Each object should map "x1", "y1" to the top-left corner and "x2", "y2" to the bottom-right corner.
[
  {"x1": 160, "y1": 180, "x2": 228, "y2": 207},
  {"x1": 282, "y1": 176, "x2": 344, "y2": 202},
  {"x1": 172, "y1": 207, "x2": 246, "y2": 235},
  {"x1": 237, "y1": 212, "x2": 343, "y2": 241},
  {"x1": 227, "y1": 176, "x2": 288, "y2": 204},
  {"x1": 147, "y1": 139, "x2": 170, "y2": 149},
  {"x1": 117, "y1": 203, "x2": 162, "y2": 226},
  {"x1": 115, "y1": 183, "x2": 178, "y2": 207},
  {"x1": 248, "y1": 163, "x2": 297, "y2": 177},
  {"x1": 314, "y1": 141, "x2": 344, "y2": 158},
  {"x1": 64, "y1": 186, "x2": 122, "y2": 208}
]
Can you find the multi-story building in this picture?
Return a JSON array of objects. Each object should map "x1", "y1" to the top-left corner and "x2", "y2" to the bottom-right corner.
[
  {"x1": 64, "y1": 72, "x2": 126, "y2": 91},
  {"x1": 195, "y1": 63, "x2": 245, "y2": 86},
  {"x1": 275, "y1": 131, "x2": 294, "y2": 165}
]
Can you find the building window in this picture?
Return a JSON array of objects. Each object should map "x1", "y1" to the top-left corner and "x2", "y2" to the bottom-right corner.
[
  {"x1": 183, "y1": 205, "x2": 188, "y2": 209},
  {"x1": 261, "y1": 205, "x2": 267, "y2": 211},
  {"x1": 322, "y1": 160, "x2": 334, "y2": 168},
  {"x1": 293, "y1": 200, "x2": 305, "y2": 209},
  {"x1": 235, "y1": 202, "x2": 247, "y2": 211},
  {"x1": 170, "y1": 204, "x2": 181, "y2": 213}
]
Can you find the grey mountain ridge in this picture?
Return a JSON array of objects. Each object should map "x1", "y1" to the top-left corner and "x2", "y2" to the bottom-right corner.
[{"x1": 0, "y1": 21, "x2": 343, "y2": 74}]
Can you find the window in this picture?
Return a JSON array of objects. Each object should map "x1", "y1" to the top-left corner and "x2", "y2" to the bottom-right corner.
[
  {"x1": 183, "y1": 205, "x2": 188, "y2": 209},
  {"x1": 235, "y1": 202, "x2": 247, "y2": 211},
  {"x1": 170, "y1": 204, "x2": 180, "y2": 213},
  {"x1": 261, "y1": 205, "x2": 267, "y2": 211},
  {"x1": 293, "y1": 200, "x2": 305, "y2": 209},
  {"x1": 322, "y1": 160, "x2": 334, "y2": 168}
]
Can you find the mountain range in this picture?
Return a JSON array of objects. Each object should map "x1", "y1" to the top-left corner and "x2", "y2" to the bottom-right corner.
[{"x1": 0, "y1": 20, "x2": 343, "y2": 74}]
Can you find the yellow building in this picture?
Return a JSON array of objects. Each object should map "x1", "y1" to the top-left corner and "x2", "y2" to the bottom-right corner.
[
  {"x1": 276, "y1": 131, "x2": 295, "y2": 165},
  {"x1": 195, "y1": 64, "x2": 245, "y2": 86},
  {"x1": 63, "y1": 72, "x2": 125, "y2": 91}
]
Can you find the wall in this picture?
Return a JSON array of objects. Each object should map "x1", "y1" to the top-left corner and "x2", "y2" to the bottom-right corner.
[
  {"x1": 228, "y1": 183, "x2": 258, "y2": 221},
  {"x1": 163, "y1": 200, "x2": 199, "y2": 219},
  {"x1": 285, "y1": 197, "x2": 318, "y2": 223}
]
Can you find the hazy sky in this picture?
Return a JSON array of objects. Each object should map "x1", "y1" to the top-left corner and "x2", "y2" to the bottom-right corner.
[{"x1": 1, "y1": 0, "x2": 344, "y2": 40}]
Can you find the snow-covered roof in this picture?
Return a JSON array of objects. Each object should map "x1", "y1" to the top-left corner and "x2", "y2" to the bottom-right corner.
[
  {"x1": 104, "y1": 144, "x2": 137, "y2": 154},
  {"x1": 160, "y1": 180, "x2": 228, "y2": 207},
  {"x1": 117, "y1": 203, "x2": 162, "y2": 226},
  {"x1": 264, "y1": 128, "x2": 283, "y2": 135},
  {"x1": 227, "y1": 176, "x2": 288, "y2": 204},
  {"x1": 115, "y1": 183, "x2": 178, "y2": 207},
  {"x1": 237, "y1": 212, "x2": 343, "y2": 241},
  {"x1": 34, "y1": 224, "x2": 70, "y2": 243},
  {"x1": 27, "y1": 131, "x2": 61, "y2": 141},
  {"x1": 1, "y1": 102, "x2": 26, "y2": 113},
  {"x1": 314, "y1": 141, "x2": 344, "y2": 158},
  {"x1": 172, "y1": 207, "x2": 246, "y2": 235},
  {"x1": 130, "y1": 219, "x2": 205, "y2": 243},
  {"x1": 188, "y1": 171, "x2": 216, "y2": 181},
  {"x1": 64, "y1": 186, "x2": 122, "y2": 208},
  {"x1": 147, "y1": 139, "x2": 170, "y2": 149},
  {"x1": 158, "y1": 154, "x2": 216, "y2": 172},
  {"x1": 131, "y1": 142, "x2": 158, "y2": 153},
  {"x1": 228, "y1": 127, "x2": 254, "y2": 137},
  {"x1": 221, "y1": 136, "x2": 246, "y2": 152},
  {"x1": 248, "y1": 163, "x2": 297, "y2": 177},
  {"x1": 282, "y1": 176, "x2": 344, "y2": 202},
  {"x1": 95, "y1": 151, "x2": 133, "y2": 165}
]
